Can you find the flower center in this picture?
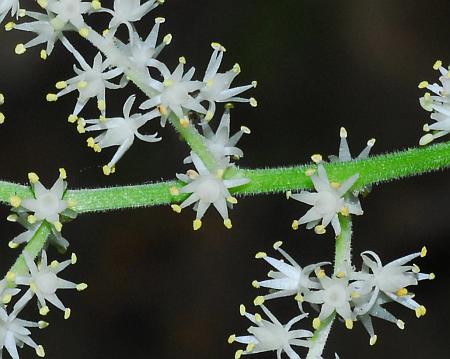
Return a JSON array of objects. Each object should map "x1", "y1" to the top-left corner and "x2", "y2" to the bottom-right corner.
[
  {"x1": 35, "y1": 271, "x2": 58, "y2": 295},
  {"x1": 196, "y1": 178, "x2": 222, "y2": 203},
  {"x1": 323, "y1": 283, "x2": 347, "y2": 307},
  {"x1": 36, "y1": 192, "x2": 60, "y2": 217},
  {"x1": 314, "y1": 191, "x2": 339, "y2": 215}
]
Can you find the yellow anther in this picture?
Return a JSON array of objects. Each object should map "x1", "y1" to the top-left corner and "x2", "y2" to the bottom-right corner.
[
  {"x1": 254, "y1": 313, "x2": 262, "y2": 322},
  {"x1": 330, "y1": 181, "x2": 341, "y2": 189},
  {"x1": 314, "y1": 225, "x2": 326, "y2": 235},
  {"x1": 163, "y1": 33, "x2": 172, "y2": 44},
  {"x1": 369, "y1": 335, "x2": 378, "y2": 346},
  {"x1": 351, "y1": 291, "x2": 360, "y2": 299},
  {"x1": 246, "y1": 343, "x2": 255, "y2": 352},
  {"x1": 205, "y1": 111, "x2": 214, "y2": 121},
  {"x1": 77, "y1": 81, "x2": 88, "y2": 90},
  {"x1": 76, "y1": 283, "x2": 88, "y2": 291},
  {"x1": 46, "y1": 93, "x2": 58, "y2": 102},
  {"x1": 102, "y1": 165, "x2": 111, "y2": 176},
  {"x1": 158, "y1": 105, "x2": 168, "y2": 115},
  {"x1": 291, "y1": 220, "x2": 299, "y2": 230},
  {"x1": 420, "y1": 246, "x2": 427, "y2": 257},
  {"x1": 15, "y1": 43, "x2": 26, "y2": 55},
  {"x1": 64, "y1": 308, "x2": 71, "y2": 319},
  {"x1": 418, "y1": 81, "x2": 429, "y2": 89},
  {"x1": 253, "y1": 296, "x2": 265, "y2": 306},
  {"x1": 251, "y1": 280, "x2": 260, "y2": 288},
  {"x1": 179, "y1": 56, "x2": 186, "y2": 64},
  {"x1": 10, "y1": 195, "x2": 21, "y2": 208},
  {"x1": 255, "y1": 252, "x2": 267, "y2": 259},
  {"x1": 110, "y1": 166, "x2": 116, "y2": 174},
  {"x1": 416, "y1": 305, "x2": 427, "y2": 318},
  {"x1": 252, "y1": 80, "x2": 258, "y2": 88},
  {"x1": 273, "y1": 241, "x2": 283, "y2": 250},
  {"x1": 286, "y1": 190, "x2": 292, "y2": 199},
  {"x1": 8, "y1": 241, "x2": 19, "y2": 249},
  {"x1": 295, "y1": 293, "x2": 304, "y2": 302},
  {"x1": 227, "y1": 196, "x2": 238, "y2": 205},
  {"x1": 397, "y1": 320, "x2": 405, "y2": 329},
  {"x1": 340, "y1": 207, "x2": 350, "y2": 216},
  {"x1": 179, "y1": 117, "x2": 189, "y2": 128},
  {"x1": 241, "y1": 125, "x2": 251, "y2": 134},
  {"x1": 39, "y1": 306, "x2": 50, "y2": 316},
  {"x1": 35, "y1": 345, "x2": 45, "y2": 358},
  {"x1": 311, "y1": 154, "x2": 323, "y2": 164},
  {"x1": 224, "y1": 218, "x2": 232, "y2": 229},
  {"x1": 340, "y1": 127, "x2": 348, "y2": 138},
  {"x1": 312, "y1": 317, "x2": 321, "y2": 330},
  {"x1": 79, "y1": 27, "x2": 89, "y2": 38},
  {"x1": 249, "y1": 97, "x2": 258, "y2": 107},
  {"x1": 227, "y1": 334, "x2": 236, "y2": 344},
  {"x1": 0, "y1": 112, "x2": 4, "y2": 124},
  {"x1": 396, "y1": 288, "x2": 408, "y2": 297},
  {"x1": 171, "y1": 204, "x2": 182, "y2": 213},
  {"x1": 68, "y1": 114, "x2": 78, "y2": 123},
  {"x1": 239, "y1": 304, "x2": 246, "y2": 316},
  {"x1": 53, "y1": 221, "x2": 62, "y2": 232},
  {"x1": 163, "y1": 79, "x2": 173, "y2": 87},
  {"x1": 0, "y1": 93, "x2": 4, "y2": 105},
  {"x1": 37, "y1": 0, "x2": 48, "y2": 8},
  {"x1": 2, "y1": 294, "x2": 12, "y2": 304},
  {"x1": 55, "y1": 81, "x2": 67, "y2": 90},
  {"x1": 412, "y1": 264, "x2": 420, "y2": 273},
  {"x1": 86, "y1": 137, "x2": 95, "y2": 148},
  {"x1": 169, "y1": 186, "x2": 179, "y2": 196},
  {"x1": 93, "y1": 144, "x2": 101, "y2": 152},
  {"x1": 216, "y1": 169, "x2": 225, "y2": 178},
  {"x1": 433, "y1": 60, "x2": 442, "y2": 70},
  {"x1": 99, "y1": 115, "x2": 107, "y2": 122},
  {"x1": 91, "y1": 0, "x2": 101, "y2": 10},
  {"x1": 38, "y1": 321, "x2": 49, "y2": 329},
  {"x1": 5, "y1": 22, "x2": 15, "y2": 31},
  {"x1": 50, "y1": 260, "x2": 59, "y2": 269},
  {"x1": 71, "y1": 252, "x2": 78, "y2": 264},
  {"x1": 193, "y1": 219, "x2": 202, "y2": 231},
  {"x1": 97, "y1": 99, "x2": 106, "y2": 111},
  {"x1": 6, "y1": 271, "x2": 16, "y2": 282},
  {"x1": 235, "y1": 350, "x2": 243, "y2": 359},
  {"x1": 28, "y1": 172, "x2": 40, "y2": 184},
  {"x1": 345, "y1": 319, "x2": 354, "y2": 329},
  {"x1": 429, "y1": 273, "x2": 436, "y2": 280},
  {"x1": 336, "y1": 271, "x2": 346, "y2": 278},
  {"x1": 305, "y1": 168, "x2": 316, "y2": 176},
  {"x1": 102, "y1": 28, "x2": 110, "y2": 37},
  {"x1": 233, "y1": 63, "x2": 241, "y2": 74},
  {"x1": 316, "y1": 269, "x2": 326, "y2": 279},
  {"x1": 30, "y1": 283, "x2": 38, "y2": 293},
  {"x1": 59, "y1": 167, "x2": 67, "y2": 179},
  {"x1": 28, "y1": 215, "x2": 37, "y2": 224},
  {"x1": 7, "y1": 214, "x2": 18, "y2": 222},
  {"x1": 367, "y1": 138, "x2": 376, "y2": 147},
  {"x1": 40, "y1": 50, "x2": 48, "y2": 60}
]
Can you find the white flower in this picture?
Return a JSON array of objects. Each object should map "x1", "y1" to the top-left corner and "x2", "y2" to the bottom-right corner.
[
  {"x1": 289, "y1": 164, "x2": 361, "y2": 236},
  {"x1": 305, "y1": 269, "x2": 355, "y2": 330},
  {"x1": 13, "y1": 11, "x2": 69, "y2": 57},
  {"x1": 418, "y1": 61, "x2": 450, "y2": 145},
  {"x1": 230, "y1": 304, "x2": 312, "y2": 359},
  {"x1": 0, "y1": 279, "x2": 20, "y2": 305},
  {"x1": 46, "y1": 0, "x2": 91, "y2": 28},
  {"x1": 140, "y1": 57, "x2": 206, "y2": 127},
  {"x1": 0, "y1": 306, "x2": 46, "y2": 359},
  {"x1": 352, "y1": 248, "x2": 433, "y2": 319},
  {"x1": 0, "y1": 0, "x2": 20, "y2": 24},
  {"x1": 83, "y1": 95, "x2": 161, "y2": 174},
  {"x1": 329, "y1": 127, "x2": 375, "y2": 163},
  {"x1": 105, "y1": 0, "x2": 161, "y2": 35},
  {"x1": 117, "y1": 18, "x2": 171, "y2": 77},
  {"x1": 48, "y1": 45, "x2": 123, "y2": 117},
  {"x1": 183, "y1": 109, "x2": 250, "y2": 167},
  {"x1": 252, "y1": 242, "x2": 328, "y2": 309},
  {"x1": 172, "y1": 152, "x2": 249, "y2": 230},
  {"x1": 196, "y1": 42, "x2": 257, "y2": 121},
  {"x1": 14, "y1": 250, "x2": 87, "y2": 318}
]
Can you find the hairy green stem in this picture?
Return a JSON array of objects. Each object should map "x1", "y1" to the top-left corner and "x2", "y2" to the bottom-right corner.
[
  {"x1": 306, "y1": 215, "x2": 352, "y2": 358},
  {"x1": 1, "y1": 141, "x2": 449, "y2": 213}
]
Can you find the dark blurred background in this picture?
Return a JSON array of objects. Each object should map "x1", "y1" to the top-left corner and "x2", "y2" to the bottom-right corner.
[{"x1": 0, "y1": 1, "x2": 449, "y2": 358}]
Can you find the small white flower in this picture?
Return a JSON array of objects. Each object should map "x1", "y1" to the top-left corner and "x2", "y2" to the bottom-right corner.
[
  {"x1": 253, "y1": 242, "x2": 328, "y2": 309},
  {"x1": 173, "y1": 152, "x2": 249, "y2": 230},
  {"x1": 48, "y1": 43, "x2": 123, "y2": 117},
  {"x1": 352, "y1": 248, "x2": 433, "y2": 319},
  {"x1": 230, "y1": 304, "x2": 312, "y2": 359},
  {"x1": 0, "y1": 0, "x2": 20, "y2": 24},
  {"x1": 140, "y1": 57, "x2": 206, "y2": 126},
  {"x1": 197, "y1": 42, "x2": 257, "y2": 121},
  {"x1": 183, "y1": 109, "x2": 250, "y2": 167},
  {"x1": 0, "y1": 306, "x2": 45, "y2": 359},
  {"x1": 289, "y1": 164, "x2": 361, "y2": 236},
  {"x1": 329, "y1": 127, "x2": 375, "y2": 163},
  {"x1": 84, "y1": 95, "x2": 161, "y2": 174},
  {"x1": 105, "y1": 0, "x2": 161, "y2": 35},
  {"x1": 46, "y1": 0, "x2": 91, "y2": 28},
  {"x1": 14, "y1": 250, "x2": 87, "y2": 318},
  {"x1": 305, "y1": 270, "x2": 355, "y2": 330},
  {"x1": 418, "y1": 61, "x2": 450, "y2": 145}
]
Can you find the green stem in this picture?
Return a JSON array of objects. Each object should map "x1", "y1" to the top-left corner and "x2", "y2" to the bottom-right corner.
[
  {"x1": 306, "y1": 215, "x2": 352, "y2": 358},
  {"x1": 1, "y1": 141, "x2": 449, "y2": 212},
  {"x1": 8, "y1": 221, "x2": 51, "y2": 278}
]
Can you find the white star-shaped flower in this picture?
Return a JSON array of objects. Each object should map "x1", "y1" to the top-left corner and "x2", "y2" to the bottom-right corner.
[
  {"x1": 0, "y1": 0, "x2": 20, "y2": 24},
  {"x1": 46, "y1": 0, "x2": 91, "y2": 28}
]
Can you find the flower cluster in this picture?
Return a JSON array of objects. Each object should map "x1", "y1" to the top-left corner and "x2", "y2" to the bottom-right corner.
[
  {"x1": 418, "y1": 60, "x2": 450, "y2": 145},
  {"x1": 289, "y1": 128, "x2": 374, "y2": 237},
  {"x1": 8, "y1": 170, "x2": 76, "y2": 251},
  {"x1": 230, "y1": 243, "x2": 433, "y2": 358}
]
